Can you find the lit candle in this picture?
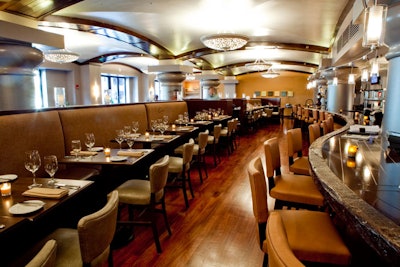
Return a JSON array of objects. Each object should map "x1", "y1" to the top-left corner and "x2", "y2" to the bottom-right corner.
[
  {"x1": 104, "y1": 148, "x2": 111, "y2": 157},
  {"x1": 190, "y1": 119, "x2": 194, "y2": 123},
  {"x1": 208, "y1": 115, "x2": 212, "y2": 120},
  {"x1": 346, "y1": 159, "x2": 356, "y2": 168},
  {"x1": 347, "y1": 145, "x2": 358, "y2": 158},
  {"x1": 145, "y1": 132, "x2": 150, "y2": 140},
  {"x1": 1, "y1": 182, "x2": 11, "y2": 197},
  {"x1": 172, "y1": 124, "x2": 176, "y2": 130}
]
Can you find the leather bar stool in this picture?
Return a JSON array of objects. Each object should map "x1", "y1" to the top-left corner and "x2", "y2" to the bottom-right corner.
[
  {"x1": 287, "y1": 128, "x2": 310, "y2": 175},
  {"x1": 308, "y1": 122, "x2": 321, "y2": 145}
]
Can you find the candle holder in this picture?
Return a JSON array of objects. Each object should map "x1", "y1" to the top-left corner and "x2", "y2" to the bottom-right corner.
[
  {"x1": 145, "y1": 132, "x2": 150, "y2": 140},
  {"x1": 347, "y1": 144, "x2": 358, "y2": 158},
  {"x1": 104, "y1": 148, "x2": 111, "y2": 157},
  {"x1": 1, "y1": 182, "x2": 11, "y2": 197}
]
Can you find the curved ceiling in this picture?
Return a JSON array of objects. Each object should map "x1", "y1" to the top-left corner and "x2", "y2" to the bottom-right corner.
[{"x1": 1, "y1": 0, "x2": 355, "y2": 76}]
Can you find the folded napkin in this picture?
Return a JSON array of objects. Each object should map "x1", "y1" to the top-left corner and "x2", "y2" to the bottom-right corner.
[
  {"x1": 22, "y1": 187, "x2": 69, "y2": 199},
  {"x1": 117, "y1": 151, "x2": 144, "y2": 157},
  {"x1": 161, "y1": 135, "x2": 174, "y2": 139},
  {"x1": 70, "y1": 151, "x2": 98, "y2": 156}
]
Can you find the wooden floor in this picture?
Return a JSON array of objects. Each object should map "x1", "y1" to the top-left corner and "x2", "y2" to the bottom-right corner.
[{"x1": 112, "y1": 118, "x2": 296, "y2": 267}]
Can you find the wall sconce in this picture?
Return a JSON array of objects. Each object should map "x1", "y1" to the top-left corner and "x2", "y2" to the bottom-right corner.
[{"x1": 362, "y1": 3, "x2": 387, "y2": 47}]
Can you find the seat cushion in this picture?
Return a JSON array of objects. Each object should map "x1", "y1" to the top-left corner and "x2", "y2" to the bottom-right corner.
[
  {"x1": 46, "y1": 228, "x2": 83, "y2": 267},
  {"x1": 280, "y1": 210, "x2": 351, "y2": 265},
  {"x1": 207, "y1": 135, "x2": 214, "y2": 144},
  {"x1": 117, "y1": 180, "x2": 151, "y2": 205},
  {"x1": 174, "y1": 145, "x2": 184, "y2": 155},
  {"x1": 289, "y1": 157, "x2": 310, "y2": 175},
  {"x1": 168, "y1": 156, "x2": 183, "y2": 173},
  {"x1": 271, "y1": 173, "x2": 324, "y2": 206}
]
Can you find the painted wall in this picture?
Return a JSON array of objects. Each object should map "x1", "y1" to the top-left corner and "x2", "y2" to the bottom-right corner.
[{"x1": 236, "y1": 72, "x2": 314, "y2": 106}]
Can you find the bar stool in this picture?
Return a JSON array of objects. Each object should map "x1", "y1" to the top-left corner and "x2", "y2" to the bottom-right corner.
[
  {"x1": 308, "y1": 122, "x2": 321, "y2": 145},
  {"x1": 287, "y1": 128, "x2": 310, "y2": 175},
  {"x1": 264, "y1": 138, "x2": 324, "y2": 209},
  {"x1": 248, "y1": 157, "x2": 351, "y2": 267}
]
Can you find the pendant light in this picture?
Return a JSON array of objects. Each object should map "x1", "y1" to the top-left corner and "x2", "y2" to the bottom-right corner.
[{"x1": 362, "y1": 1, "x2": 387, "y2": 48}]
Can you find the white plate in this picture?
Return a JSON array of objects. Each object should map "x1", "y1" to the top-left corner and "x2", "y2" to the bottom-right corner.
[
  {"x1": 110, "y1": 156, "x2": 128, "y2": 162},
  {"x1": 89, "y1": 147, "x2": 104, "y2": 152},
  {"x1": 9, "y1": 200, "x2": 45, "y2": 215},
  {"x1": 0, "y1": 174, "x2": 18, "y2": 181}
]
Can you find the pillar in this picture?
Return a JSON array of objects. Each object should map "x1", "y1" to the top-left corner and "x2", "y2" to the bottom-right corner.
[
  {"x1": 0, "y1": 42, "x2": 43, "y2": 111},
  {"x1": 201, "y1": 79, "x2": 220, "y2": 99},
  {"x1": 382, "y1": 2, "x2": 400, "y2": 135},
  {"x1": 156, "y1": 72, "x2": 186, "y2": 101}
]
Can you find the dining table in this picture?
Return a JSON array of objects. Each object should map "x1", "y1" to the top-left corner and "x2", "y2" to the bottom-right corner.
[{"x1": 0, "y1": 177, "x2": 95, "y2": 266}]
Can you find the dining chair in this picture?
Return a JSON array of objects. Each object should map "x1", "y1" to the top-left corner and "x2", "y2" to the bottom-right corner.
[
  {"x1": 264, "y1": 138, "x2": 324, "y2": 209},
  {"x1": 116, "y1": 155, "x2": 171, "y2": 253},
  {"x1": 43, "y1": 190, "x2": 119, "y2": 267},
  {"x1": 167, "y1": 139, "x2": 195, "y2": 208},
  {"x1": 193, "y1": 131, "x2": 209, "y2": 183},
  {"x1": 208, "y1": 124, "x2": 222, "y2": 166},
  {"x1": 247, "y1": 157, "x2": 351, "y2": 267},
  {"x1": 220, "y1": 119, "x2": 235, "y2": 156},
  {"x1": 286, "y1": 128, "x2": 310, "y2": 175},
  {"x1": 25, "y1": 239, "x2": 57, "y2": 267},
  {"x1": 308, "y1": 122, "x2": 321, "y2": 145}
]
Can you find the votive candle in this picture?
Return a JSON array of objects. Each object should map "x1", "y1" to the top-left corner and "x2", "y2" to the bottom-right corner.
[
  {"x1": 1, "y1": 182, "x2": 11, "y2": 196},
  {"x1": 104, "y1": 148, "x2": 111, "y2": 157}
]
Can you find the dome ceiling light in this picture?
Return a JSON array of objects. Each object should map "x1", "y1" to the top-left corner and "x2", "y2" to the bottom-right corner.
[
  {"x1": 44, "y1": 49, "x2": 79, "y2": 64},
  {"x1": 200, "y1": 33, "x2": 248, "y2": 51}
]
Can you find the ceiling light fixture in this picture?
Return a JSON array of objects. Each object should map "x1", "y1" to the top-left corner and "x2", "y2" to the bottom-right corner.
[
  {"x1": 245, "y1": 58, "x2": 271, "y2": 71},
  {"x1": 261, "y1": 66, "x2": 280, "y2": 79},
  {"x1": 332, "y1": 67, "x2": 338, "y2": 85},
  {"x1": 348, "y1": 63, "x2": 355, "y2": 85},
  {"x1": 44, "y1": 49, "x2": 79, "y2": 63},
  {"x1": 200, "y1": 33, "x2": 248, "y2": 51},
  {"x1": 362, "y1": 1, "x2": 387, "y2": 47}
]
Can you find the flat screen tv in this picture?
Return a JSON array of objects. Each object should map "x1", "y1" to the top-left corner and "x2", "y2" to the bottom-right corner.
[{"x1": 370, "y1": 74, "x2": 380, "y2": 85}]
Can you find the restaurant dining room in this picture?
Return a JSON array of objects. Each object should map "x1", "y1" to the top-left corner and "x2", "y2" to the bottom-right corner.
[{"x1": 1, "y1": 0, "x2": 400, "y2": 266}]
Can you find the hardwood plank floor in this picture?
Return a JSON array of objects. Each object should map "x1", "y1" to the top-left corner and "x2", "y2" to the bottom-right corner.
[{"x1": 112, "y1": 118, "x2": 296, "y2": 267}]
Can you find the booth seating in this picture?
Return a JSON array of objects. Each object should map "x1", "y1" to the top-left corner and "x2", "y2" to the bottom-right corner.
[{"x1": 0, "y1": 101, "x2": 189, "y2": 181}]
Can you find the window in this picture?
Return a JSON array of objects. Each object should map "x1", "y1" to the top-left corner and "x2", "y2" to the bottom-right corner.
[{"x1": 101, "y1": 75, "x2": 129, "y2": 104}]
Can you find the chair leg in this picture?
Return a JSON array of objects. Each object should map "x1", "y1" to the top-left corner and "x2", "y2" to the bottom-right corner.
[
  {"x1": 108, "y1": 249, "x2": 114, "y2": 267},
  {"x1": 202, "y1": 154, "x2": 208, "y2": 178},
  {"x1": 150, "y1": 220, "x2": 162, "y2": 253},
  {"x1": 187, "y1": 169, "x2": 194, "y2": 198},
  {"x1": 181, "y1": 171, "x2": 190, "y2": 209},
  {"x1": 161, "y1": 197, "x2": 172, "y2": 236}
]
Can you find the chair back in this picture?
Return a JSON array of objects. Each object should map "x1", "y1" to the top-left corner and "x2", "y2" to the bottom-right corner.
[
  {"x1": 264, "y1": 137, "x2": 281, "y2": 178},
  {"x1": 308, "y1": 123, "x2": 321, "y2": 145},
  {"x1": 227, "y1": 120, "x2": 235, "y2": 135},
  {"x1": 149, "y1": 155, "x2": 170, "y2": 197},
  {"x1": 213, "y1": 124, "x2": 222, "y2": 142},
  {"x1": 183, "y1": 139, "x2": 195, "y2": 166},
  {"x1": 318, "y1": 110, "x2": 325, "y2": 123},
  {"x1": 321, "y1": 121, "x2": 328, "y2": 135},
  {"x1": 287, "y1": 128, "x2": 303, "y2": 157},
  {"x1": 247, "y1": 157, "x2": 269, "y2": 224},
  {"x1": 25, "y1": 239, "x2": 57, "y2": 267},
  {"x1": 197, "y1": 131, "x2": 209, "y2": 152},
  {"x1": 266, "y1": 212, "x2": 305, "y2": 267},
  {"x1": 326, "y1": 116, "x2": 334, "y2": 132},
  {"x1": 77, "y1": 190, "x2": 118, "y2": 266}
]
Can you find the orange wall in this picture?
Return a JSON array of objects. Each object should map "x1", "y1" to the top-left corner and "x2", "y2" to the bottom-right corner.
[{"x1": 236, "y1": 72, "x2": 315, "y2": 106}]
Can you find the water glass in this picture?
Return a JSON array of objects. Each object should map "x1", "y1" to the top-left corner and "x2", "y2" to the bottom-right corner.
[
  {"x1": 44, "y1": 155, "x2": 58, "y2": 185},
  {"x1": 25, "y1": 150, "x2": 42, "y2": 189},
  {"x1": 71, "y1": 140, "x2": 81, "y2": 161},
  {"x1": 84, "y1": 133, "x2": 95, "y2": 151}
]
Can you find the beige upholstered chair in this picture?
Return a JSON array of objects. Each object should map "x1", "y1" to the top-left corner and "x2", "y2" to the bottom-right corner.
[
  {"x1": 193, "y1": 131, "x2": 209, "y2": 183},
  {"x1": 286, "y1": 128, "x2": 310, "y2": 175},
  {"x1": 208, "y1": 124, "x2": 222, "y2": 166},
  {"x1": 247, "y1": 157, "x2": 351, "y2": 267},
  {"x1": 168, "y1": 139, "x2": 195, "y2": 208},
  {"x1": 264, "y1": 138, "x2": 324, "y2": 209},
  {"x1": 308, "y1": 122, "x2": 321, "y2": 145},
  {"x1": 116, "y1": 155, "x2": 171, "y2": 253},
  {"x1": 25, "y1": 239, "x2": 57, "y2": 267},
  {"x1": 45, "y1": 190, "x2": 119, "y2": 267},
  {"x1": 266, "y1": 213, "x2": 304, "y2": 267},
  {"x1": 220, "y1": 119, "x2": 235, "y2": 155}
]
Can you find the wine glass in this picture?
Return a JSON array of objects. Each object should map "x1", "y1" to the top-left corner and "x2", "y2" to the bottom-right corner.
[
  {"x1": 84, "y1": 133, "x2": 95, "y2": 151},
  {"x1": 71, "y1": 140, "x2": 81, "y2": 161},
  {"x1": 44, "y1": 155, "x2": 58, "y2": 185},
  {"x1": 24, "y1": 150, "x2": 42, "y2": 189},
  {"x1": 115, "y1": 129, "x2": 124, "y2": 150},
  {"x1": 132, "y1": 121, "x2": 139, "y2": 134},
  {"x1": 126, "y1": 137, "x2": 134, "y2": 150},
  {"x1": 151, "y1": 120, "x2": 157, "y2": 137},
  {"x1": 123, "y1": 125, "x2": 131, "y2": 137},
  {"x1": 183, "y1": 112, "x2": 189, "y2": 126}
]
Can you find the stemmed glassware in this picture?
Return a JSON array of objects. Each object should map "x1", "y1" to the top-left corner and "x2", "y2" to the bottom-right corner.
[
  {"x1": 44, "y1": 155, "x2": 58, "y2": 185},
  {"x1": 84, "y1": 133, "x2": 95, "y2": 151},
  {"x1": 25, "y1": 150, "x2": 42, "y2": 189},
  {"x1": 151, "y1": 120, "x2": 157, "y2": 137},
  {"x1": 71, "y1": 140, "x2": 82, "y2": 161},
  {"x1": 126, "y1": 137, "x2": 134, "y2": 150},
  {"x1": 183, "y1": 112, "x2": 189, "y2": 126},
  {"x1": 132, "y1": 121, "x2": 139, "y2": 134},
  {"x1": 115, "y1": 129, "x2": 124, "y2": 150},
  {"x1": 123, "y1": 125, "x2": 131, "y2": 137}
]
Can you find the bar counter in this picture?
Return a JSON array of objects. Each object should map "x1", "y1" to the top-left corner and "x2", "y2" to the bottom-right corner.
[{"x1": 309, "y1": 114, "x2": 400, "y2": 267}]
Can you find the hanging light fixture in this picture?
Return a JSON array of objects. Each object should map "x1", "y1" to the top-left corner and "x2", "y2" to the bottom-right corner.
[
  {"x1": 261, "y1": 65, "x2": 280, "y2": 79},
  {"x1": 200, "y1": 33, "x2": 248, "y2": 51},
  {"x1": 362, "y1": 1, "x2": 387, "y2": 47},
  {"x1": 370, "y1": 58, "x2": 380, "y2": 76},
  {"x1": 44, "y1": 49, "x2": 79, "y2": 63},
  {"x1": 245, "y1": 58, "x2": 271, "y2": 72},
  {"x1": 361, "y1": 68, "x2": 369, "y2": 82},
  {"x1": 332, "y1": 67, "x2": 338, "y2": 85}
]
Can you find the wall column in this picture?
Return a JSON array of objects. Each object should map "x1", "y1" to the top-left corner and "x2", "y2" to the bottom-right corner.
[
  {"x1": 157, "y1": 72, "x2": 186, "y2": 101},
  {"x1": 0, "y1": 42, "x2": 43, "y2": 111}
]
